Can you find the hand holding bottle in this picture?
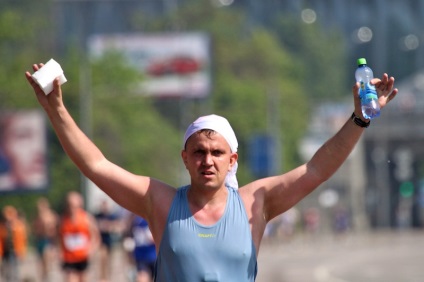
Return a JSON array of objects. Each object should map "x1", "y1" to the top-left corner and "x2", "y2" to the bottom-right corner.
[{"x1": 355, "y1": 58, "x2": 398, "y2": 120}]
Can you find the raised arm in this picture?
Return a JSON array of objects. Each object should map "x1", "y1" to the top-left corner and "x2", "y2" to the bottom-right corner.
[
  {"x1": 252, "y1": 73, "x2": 398, "y2": 221},
  {"x1": 24, "y1": 64, "x2": 171, "y2": 219},
  {"x1": 304, "y1": 74, "x2": 397, "y2": 185}
]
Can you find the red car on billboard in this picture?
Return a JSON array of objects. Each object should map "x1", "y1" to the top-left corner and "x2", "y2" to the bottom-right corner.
[{"x1": 146, "y1": 56, "x2": 201, "y2": 76}]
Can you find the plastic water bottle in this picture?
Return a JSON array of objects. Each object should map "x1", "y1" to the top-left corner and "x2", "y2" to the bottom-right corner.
[{"x1": 355, "y1": 58, "x2": 380, "y2": 119}]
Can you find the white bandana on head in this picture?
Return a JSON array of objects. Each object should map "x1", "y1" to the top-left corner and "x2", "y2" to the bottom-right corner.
[{"x1": 183, "y1": 114, "x2": 239, "y2": 189}]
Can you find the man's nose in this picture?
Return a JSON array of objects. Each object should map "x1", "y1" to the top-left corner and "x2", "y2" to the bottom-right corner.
[{"x1": 202, "y1": 153, "x2": 213, "y2": 165}]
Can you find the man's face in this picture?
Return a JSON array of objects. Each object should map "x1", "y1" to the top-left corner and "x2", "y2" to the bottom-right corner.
[{"x1": 182, "y1": 131, "x2": 237, "y2": 190}]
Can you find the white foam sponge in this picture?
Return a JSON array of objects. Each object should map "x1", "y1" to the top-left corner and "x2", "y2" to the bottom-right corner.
[{"x1": 32, "y1": 58, "x2": 67, "y2": 95}]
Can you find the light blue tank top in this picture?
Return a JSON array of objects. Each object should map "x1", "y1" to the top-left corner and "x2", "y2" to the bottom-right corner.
[{"x1": 154, "y1": 185, "x2": 257, "y2": 282}]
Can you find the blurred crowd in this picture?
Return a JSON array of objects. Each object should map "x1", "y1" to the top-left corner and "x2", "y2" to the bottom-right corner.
[
  {"x1": 0, "y1": 191, "x2": 352, "y2": 282},
  {"x1": 264, "y1": 205, "x2": 351, "y2": 242},
  {"x1": 0, "y1": 191, "x2": 156, "y2": 282}
]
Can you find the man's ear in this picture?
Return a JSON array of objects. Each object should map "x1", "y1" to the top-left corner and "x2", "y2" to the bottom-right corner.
[
  {"x1": 229, "y1": 152, "x2": 238, "y2": 171},
  {"x1": 181, "y1": 150, "x2": 188, "y2": 168}
]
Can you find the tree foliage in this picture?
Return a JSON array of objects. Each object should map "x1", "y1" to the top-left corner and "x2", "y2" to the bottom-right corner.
[
  {"x1": 0, "y1": 1, "x2": 56, "y2": 217},
  {"x1": 0, "y1": 1, "x2": 348, "y2": 218},
  {"x1": 273, "y1": 14, "x2": 348, "y2": 101},
  {"x1": 132, "y1": 2, "x2": 312, "y2": 180},
  {"x1": 90, "y1": 52, "x2": 182, "y2": 186}
]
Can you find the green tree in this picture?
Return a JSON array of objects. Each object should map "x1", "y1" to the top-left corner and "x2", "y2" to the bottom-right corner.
[
  {"x1": 0, "y1": 1, "x2": 349, "y2": 218},
  {"x1": 0, "y1": 1, "x2": 57, "y2": 217},
  {"x1": 273, "y1": 15, "x2": 348, "y2": 101},
  {"x1": 90, "y1": 52, "x2": 182, "y2": 186},
  {"x1": 132, "y1": 2, "x2": 310, "y2": 183}
]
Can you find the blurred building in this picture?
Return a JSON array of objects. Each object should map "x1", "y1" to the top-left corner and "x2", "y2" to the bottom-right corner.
[
  {"x1": 300, "y1": 70, "x2": 424, "y2": 231},
  {"x1": 236, "y1": 0, "x2": 424, "y2": 82},
  {"x1": 364, "y1": 71, "x2": 424, "y2": 229}
]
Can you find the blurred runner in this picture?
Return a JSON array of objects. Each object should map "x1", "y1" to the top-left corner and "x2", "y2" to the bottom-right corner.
[
  {"x1": 59, "y1": 191, "x2": 100, "y2": 282},
  {"x1": 94, "y1": 199, "x2": 122, "y2": 282},
  {"x1": 0, "y1": 205, "x2": 28, "y2": 282},
  {"x1": 32, "y1": 197, "x2": 59, "y2": 282},
  {"x1": 124, "y1": 214, "x2": 156, "y2": 282}
]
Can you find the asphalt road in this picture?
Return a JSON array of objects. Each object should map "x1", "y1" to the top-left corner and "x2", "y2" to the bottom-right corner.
[
  {"x1": 15, "y1": 229, "x2": 424, "y2": 282},
  {"x1": 256, "y1": 230, "x2": 424, "y2": 282}
]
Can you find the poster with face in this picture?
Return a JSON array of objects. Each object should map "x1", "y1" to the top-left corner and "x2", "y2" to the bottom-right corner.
[{"x1": 0, "y1": 110, "x2": 48, "y2": 192}]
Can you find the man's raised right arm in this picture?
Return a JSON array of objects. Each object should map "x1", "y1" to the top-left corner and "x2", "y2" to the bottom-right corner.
[{"x1": 24, "y1": 64, "x2": 167, "y2": 218}]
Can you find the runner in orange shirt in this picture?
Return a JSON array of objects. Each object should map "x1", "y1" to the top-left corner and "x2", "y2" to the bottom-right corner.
[
  {"x1": 59, "y1": 191, "x2": 100, "y2": 282},
  {"x1": 0, "y1": 205, "x2": 27, "y2": 282}
]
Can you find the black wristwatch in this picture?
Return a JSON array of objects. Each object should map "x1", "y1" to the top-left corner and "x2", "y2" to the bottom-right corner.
[{"x1": 351, "y1": 112, "x2": 370, "y2": 128}]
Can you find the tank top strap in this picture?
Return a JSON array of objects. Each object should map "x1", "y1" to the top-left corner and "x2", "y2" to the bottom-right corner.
[{"x1": 166, "y1": 185, "x2": 191, "y2": 223}]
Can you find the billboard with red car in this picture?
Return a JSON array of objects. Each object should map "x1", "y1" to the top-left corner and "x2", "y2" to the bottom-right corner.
[{"x1": 89, "y1": 32, "x2": 211, "y2": 98}]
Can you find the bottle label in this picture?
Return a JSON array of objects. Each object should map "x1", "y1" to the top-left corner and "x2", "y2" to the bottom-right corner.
[{"x1": 359, "y1": 82, "x2": 378, "y2": 101}]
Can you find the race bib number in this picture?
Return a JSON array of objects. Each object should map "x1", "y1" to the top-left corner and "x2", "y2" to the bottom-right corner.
[{"x1": 64, "y1": 233, "x2": 89, "y2": 251}]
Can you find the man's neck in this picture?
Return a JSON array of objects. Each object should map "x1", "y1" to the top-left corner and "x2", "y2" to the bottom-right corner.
[
  {"x1": 187, "y1": 185, "x2": 228, "y2": 225},
  {"x1": 188, "y1": 184, "x2": 227, "y2": 207}
]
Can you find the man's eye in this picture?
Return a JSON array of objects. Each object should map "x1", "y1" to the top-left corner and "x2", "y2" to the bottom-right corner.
[{"x1": 212, "y1": 150, "x2": 223, "y2": 156}]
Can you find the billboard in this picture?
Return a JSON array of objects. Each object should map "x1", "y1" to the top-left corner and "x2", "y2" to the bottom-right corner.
[
  {"x1": 88, "y1": 32, "x2": 211, "y2": 98},
  {"x1": 0, "y1": 110, "x2": 48, "y2": 192}
]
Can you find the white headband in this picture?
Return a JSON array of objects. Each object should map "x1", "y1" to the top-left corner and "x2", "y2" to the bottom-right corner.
[{"x1": 183, "y1": 114, "x2": 238, "y2": 189}]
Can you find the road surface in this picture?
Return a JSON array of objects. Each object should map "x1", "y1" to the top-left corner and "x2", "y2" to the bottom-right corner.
[{"x1": 15, "y1": 229, "x2": 424, "y2": 281}]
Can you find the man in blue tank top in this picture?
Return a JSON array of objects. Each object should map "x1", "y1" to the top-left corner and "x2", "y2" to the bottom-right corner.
[{"x1": 26, "y1": 64, "x2": 398, "y2": 281}]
